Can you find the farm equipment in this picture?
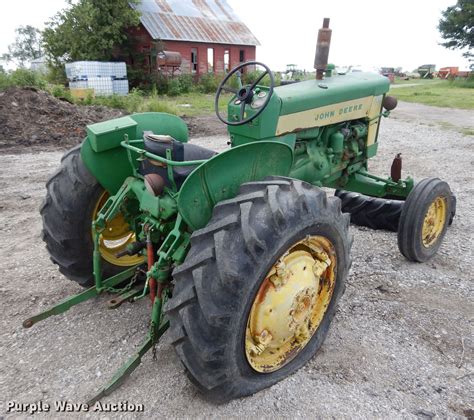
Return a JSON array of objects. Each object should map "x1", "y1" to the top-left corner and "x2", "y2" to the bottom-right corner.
[
  {"x1": 438, "y1": 66, "x2": 459, "y2": 79},
  {"x1": 417, "y1": 64, "x2": 436, "y2": 79},
  {"x1": 25, "y1": 18, "x2": 455, "y2": 404},
  {"x1": 281, "y1": 64, "x2": 304, "y2": 85},
  {"x1": 437, "y1": 67, "x2": 471, "y2": 79}
]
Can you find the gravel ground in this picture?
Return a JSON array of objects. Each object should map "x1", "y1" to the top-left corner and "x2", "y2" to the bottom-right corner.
[{"x1": 0, "y1": 105, "x2": 473, "y2": 419}]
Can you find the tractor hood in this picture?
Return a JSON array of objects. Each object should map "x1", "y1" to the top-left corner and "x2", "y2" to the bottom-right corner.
[
  {"x1": 275, "y1": 72, "x2": 389, "y2": 115},
  {"x1": 228, "y1": 72, "x2": 390, "y2": 141}
]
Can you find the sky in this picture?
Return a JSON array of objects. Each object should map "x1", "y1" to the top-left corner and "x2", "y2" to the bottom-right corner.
[{"x1": 0, "y1": 0, "x2": 470, "y2": 72}]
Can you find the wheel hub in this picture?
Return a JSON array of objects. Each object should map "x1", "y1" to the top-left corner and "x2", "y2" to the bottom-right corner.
[
  {"x1": 422, "y1": 197, "x2": 447, "y2": 247},
  {"x1": 93, "y1": 191, "x2": 145, "y2": 266},
  {"x1": 245, "y1": 236, "x2": 337, "y2": 373}
]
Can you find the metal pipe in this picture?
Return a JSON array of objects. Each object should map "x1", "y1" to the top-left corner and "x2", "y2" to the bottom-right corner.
[
  {"x1": 146, "y1": 228, "x2": 157, "y2": 303},
  {"x1": 314, "y1": 18, "x2": 332, "y2": 80},
  {"x1": 121, "y1": 140, "x2": 207, "y2": 167}
]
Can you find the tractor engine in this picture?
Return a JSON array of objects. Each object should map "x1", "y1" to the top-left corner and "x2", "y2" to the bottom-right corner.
[
  {"x1": 289, "y1": 120, "x2": 370, "y2": 185},
  {"x1": 226, "y1": 71, "x2": 395, "y2": 191}
]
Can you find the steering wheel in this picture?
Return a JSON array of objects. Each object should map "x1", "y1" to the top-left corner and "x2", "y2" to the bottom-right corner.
[{"x1": 215, "y1": 61, "x2": 275, "y2": 126}]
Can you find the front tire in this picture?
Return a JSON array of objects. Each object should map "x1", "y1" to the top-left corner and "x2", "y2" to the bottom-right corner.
[
  {"x1": 165, "y1": 177, "x2": 352, "y2": 402},
  {"x1": 397, "y1": 178, "x2": 453, "y2": 262}
]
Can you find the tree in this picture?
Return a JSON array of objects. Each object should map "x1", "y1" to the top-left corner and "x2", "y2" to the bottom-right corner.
[
  {"x1": 42, "y1": 0, "x2": 141, "y2": 66},
  {"x1": 438, "y1": 0, "x2": 474, "y2": 61},
  {"x1": 2, "y1": 25, "x2": 43, "y2": 67}
]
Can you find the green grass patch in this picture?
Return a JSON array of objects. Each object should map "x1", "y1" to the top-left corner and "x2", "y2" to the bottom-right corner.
[
  {"x1": 461, "y1": 128, "x2": 474, "y2": 136},
  {"x1": 392, "y1": 77, "x2": 436, "y2": 85},
  {"x1": 85, "y1": 90, "x2": 228, "y2": 117},
  {"x1": 389, "y1": 80, "x2": 474, "y2": 109}
]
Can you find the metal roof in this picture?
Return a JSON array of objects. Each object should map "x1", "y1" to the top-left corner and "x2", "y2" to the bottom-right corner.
[{"x1": 131, "y1": 0, "x2": 260, "y2": 46}]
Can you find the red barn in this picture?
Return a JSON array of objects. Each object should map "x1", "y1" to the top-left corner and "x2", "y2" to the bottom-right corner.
[{"x1": 127, "y1": 0, "x2": 259, "y2": 76}]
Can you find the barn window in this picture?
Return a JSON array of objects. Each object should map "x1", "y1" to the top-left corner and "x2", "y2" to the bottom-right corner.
[
  {"x1": 224, "y1": 49, "x2": 230, "y2": 72},
  {"x1": 207, "y1": 48, "x2": 214, "y2": 73},
  {"x1": 239, "y1": 50, "x2": 245, "y2": 63},
  {"x1": 191, "y1": 48, "x2": 198, "y2": 73}
]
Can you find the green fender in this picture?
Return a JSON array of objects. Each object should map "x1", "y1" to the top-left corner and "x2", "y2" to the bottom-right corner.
[
  {"x1": 177, "y1": 141, "x2": 294, "y2": 231},
  {"x1": 81, "y1": 112, "x2": 189, "y2": 194}
]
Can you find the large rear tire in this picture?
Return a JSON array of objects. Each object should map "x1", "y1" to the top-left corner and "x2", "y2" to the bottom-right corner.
[
  {"x1": 40, "y1": 145, "x2": 142, "y2": 287},
  {"x1": 165, "y1": 177, "x2": 352, "y2": 403}
]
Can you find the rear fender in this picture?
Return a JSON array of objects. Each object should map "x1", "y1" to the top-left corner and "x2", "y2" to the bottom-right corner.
[
  {"x1": 178, "y1": 141, "x2": 294, "y2": 231},
  {"x1": 81, "y1": 113, "x2": 188, "y2": 194}
]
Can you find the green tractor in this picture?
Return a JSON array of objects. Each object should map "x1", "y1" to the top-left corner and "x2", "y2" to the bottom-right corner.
[{"x1": 25, "y1": 19, "x2": 455, "y2": 404}]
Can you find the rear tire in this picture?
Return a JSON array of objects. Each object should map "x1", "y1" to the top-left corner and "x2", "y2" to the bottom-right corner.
[
  {"x1": 335, "y1": 190, "x2": 403, "y2": 232},
  {"x1": 40, "y1": 145, "x2": 118, "y2": 287},
  {"x1": 165, "y1": 177, "x2": 352, "y2": 403}
]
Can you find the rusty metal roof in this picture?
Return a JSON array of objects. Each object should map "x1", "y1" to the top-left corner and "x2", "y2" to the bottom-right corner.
[{"x1": 132, "y1": 0, "x2": 260, "y2": 46}]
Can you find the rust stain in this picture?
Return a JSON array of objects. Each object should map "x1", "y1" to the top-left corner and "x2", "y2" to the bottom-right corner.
[
  {"x1": 215, "y1": 0, "x2": 233, "y2": 20},
  {"x1": 183, "y1": 15, "x2": 199, "y2": 40},
  {"x1": 155, "y1": 0, "x2": 173, "y2": 13},
  {"x1": 192, "y1": 0, "x2": 218, "y2": 19},
  {"x1": 194, "y1": 17, "x2": 219, "y2": 43},
  {"x1": 255, "y1": 277, "x2": 272, "y2": 304},
  {"x1": 159, "y1": 13, "x2": 181, "y2": 39},
  {"x1": 199, "y1": 17, "x2": 224, "y2": 43}
]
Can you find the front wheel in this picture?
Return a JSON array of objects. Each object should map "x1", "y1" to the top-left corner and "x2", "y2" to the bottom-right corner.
[
  {"x1": 397, "y1": 178, "x2": 453, "y2": 262},
  {"x1": 165, "y1": 177, "x2": 352, "y2": 402}
]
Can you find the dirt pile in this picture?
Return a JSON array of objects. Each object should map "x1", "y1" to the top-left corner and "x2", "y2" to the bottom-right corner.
[
  {"x1": 0, "y1": 87, "x2": 124, "y2": 149},
  {"x1": 183, "y1": 115, "x2": 227, "y2": 139}
]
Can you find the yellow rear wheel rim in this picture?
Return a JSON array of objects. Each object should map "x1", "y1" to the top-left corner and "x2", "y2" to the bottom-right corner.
[
  {"x1": 92, "y1": 191, "x2": 145, "y2": 267},
  {"x1": 422, "y1": 197, "x2": 447, "y2": 248},
  {"x1": 245, "y1": 235, "x2": 337, "y2": 373}
]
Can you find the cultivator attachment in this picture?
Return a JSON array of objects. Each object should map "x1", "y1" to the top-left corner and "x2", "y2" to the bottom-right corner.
[
  {"x1": 23, "y1": 266, "x2": 166, "y2": 403},
  {"x1": 23, "y1": 182, "x2": 179, "y2": 403}
]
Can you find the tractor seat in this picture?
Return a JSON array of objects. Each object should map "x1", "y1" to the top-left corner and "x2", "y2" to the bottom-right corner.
[{"x1": 139, "y1": 133, "x2": 217, "y2": 189}]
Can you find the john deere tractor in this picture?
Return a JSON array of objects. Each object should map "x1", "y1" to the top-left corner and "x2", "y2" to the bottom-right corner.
[{"x1": 25, "y1": 19, "x2": 455, "y2": 403}]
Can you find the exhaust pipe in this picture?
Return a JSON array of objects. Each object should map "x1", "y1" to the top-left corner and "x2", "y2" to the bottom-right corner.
[{"x1": 314, "y1": 18, "x2": 332, "y2": 80}]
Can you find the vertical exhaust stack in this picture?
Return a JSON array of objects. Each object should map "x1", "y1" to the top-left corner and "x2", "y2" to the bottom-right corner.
[{"x1": 314, "y1": 18, "x2": 332, "y2": 80}]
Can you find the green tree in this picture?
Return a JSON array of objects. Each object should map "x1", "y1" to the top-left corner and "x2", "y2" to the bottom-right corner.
[
  {"x1": 43, "y1": 0, "x2": 141, "y2": 66},
  {"x1": 438, "y1": 0, "x2": 473, "y2": 61},
  {"x1": 2, "y1": 25, "x2": 43, "y2": 67}
]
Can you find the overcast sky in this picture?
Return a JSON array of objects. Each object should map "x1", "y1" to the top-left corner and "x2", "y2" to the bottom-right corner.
[{"x1": 1, "y1": 0, "x2": 470, "y2": 72}]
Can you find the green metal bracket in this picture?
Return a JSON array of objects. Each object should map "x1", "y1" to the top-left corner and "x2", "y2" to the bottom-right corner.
[
  {"x1": 87, "y1": 320, "x2": 169, "y2": 405},
  {"x1": 22, "y1": 266, "x2": 139, "y2": 328},
  {"x1": 121, "y1": 140, "x2": 207, "y2": 167},
  {"x1": 166, "y1": 148, "x2": 178, "y2": 192},
  {"x1": 337, "y1": 169, "x2": 414, "y2": 198},
  {"x1": 124, "y1": 134, "x2": 140, "y2": 178}
]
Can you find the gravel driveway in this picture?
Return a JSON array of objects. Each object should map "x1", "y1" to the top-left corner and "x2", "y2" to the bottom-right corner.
[{"x1": 0, "y1": 104, "x2": 473, "y2": 418}]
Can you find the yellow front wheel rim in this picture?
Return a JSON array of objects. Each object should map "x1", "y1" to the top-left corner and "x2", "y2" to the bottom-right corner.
[
  {"x1": 245, "y1": 236, "x2": 337, "y2": 373},
  {"x1": 422, "y1": 197, "x2": 447, "y2": 248},
  {"x1": 92, "y1": 191, "x2": 145, "y2": 266}
]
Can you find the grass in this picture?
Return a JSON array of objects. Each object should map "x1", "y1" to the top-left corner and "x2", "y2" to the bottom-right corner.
[
  {"x1": 159, "y1": 92, "x2": 231, "y2": 117},
  {"x1": 392, "y1": 77, "x2": 436, "y2": 85},
  {"x1": 389, "y1": 79, "x2": 474, "y2": 109},
  {"x1": 87, "y1": 91, "x2": 230, "y2": 117}
]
